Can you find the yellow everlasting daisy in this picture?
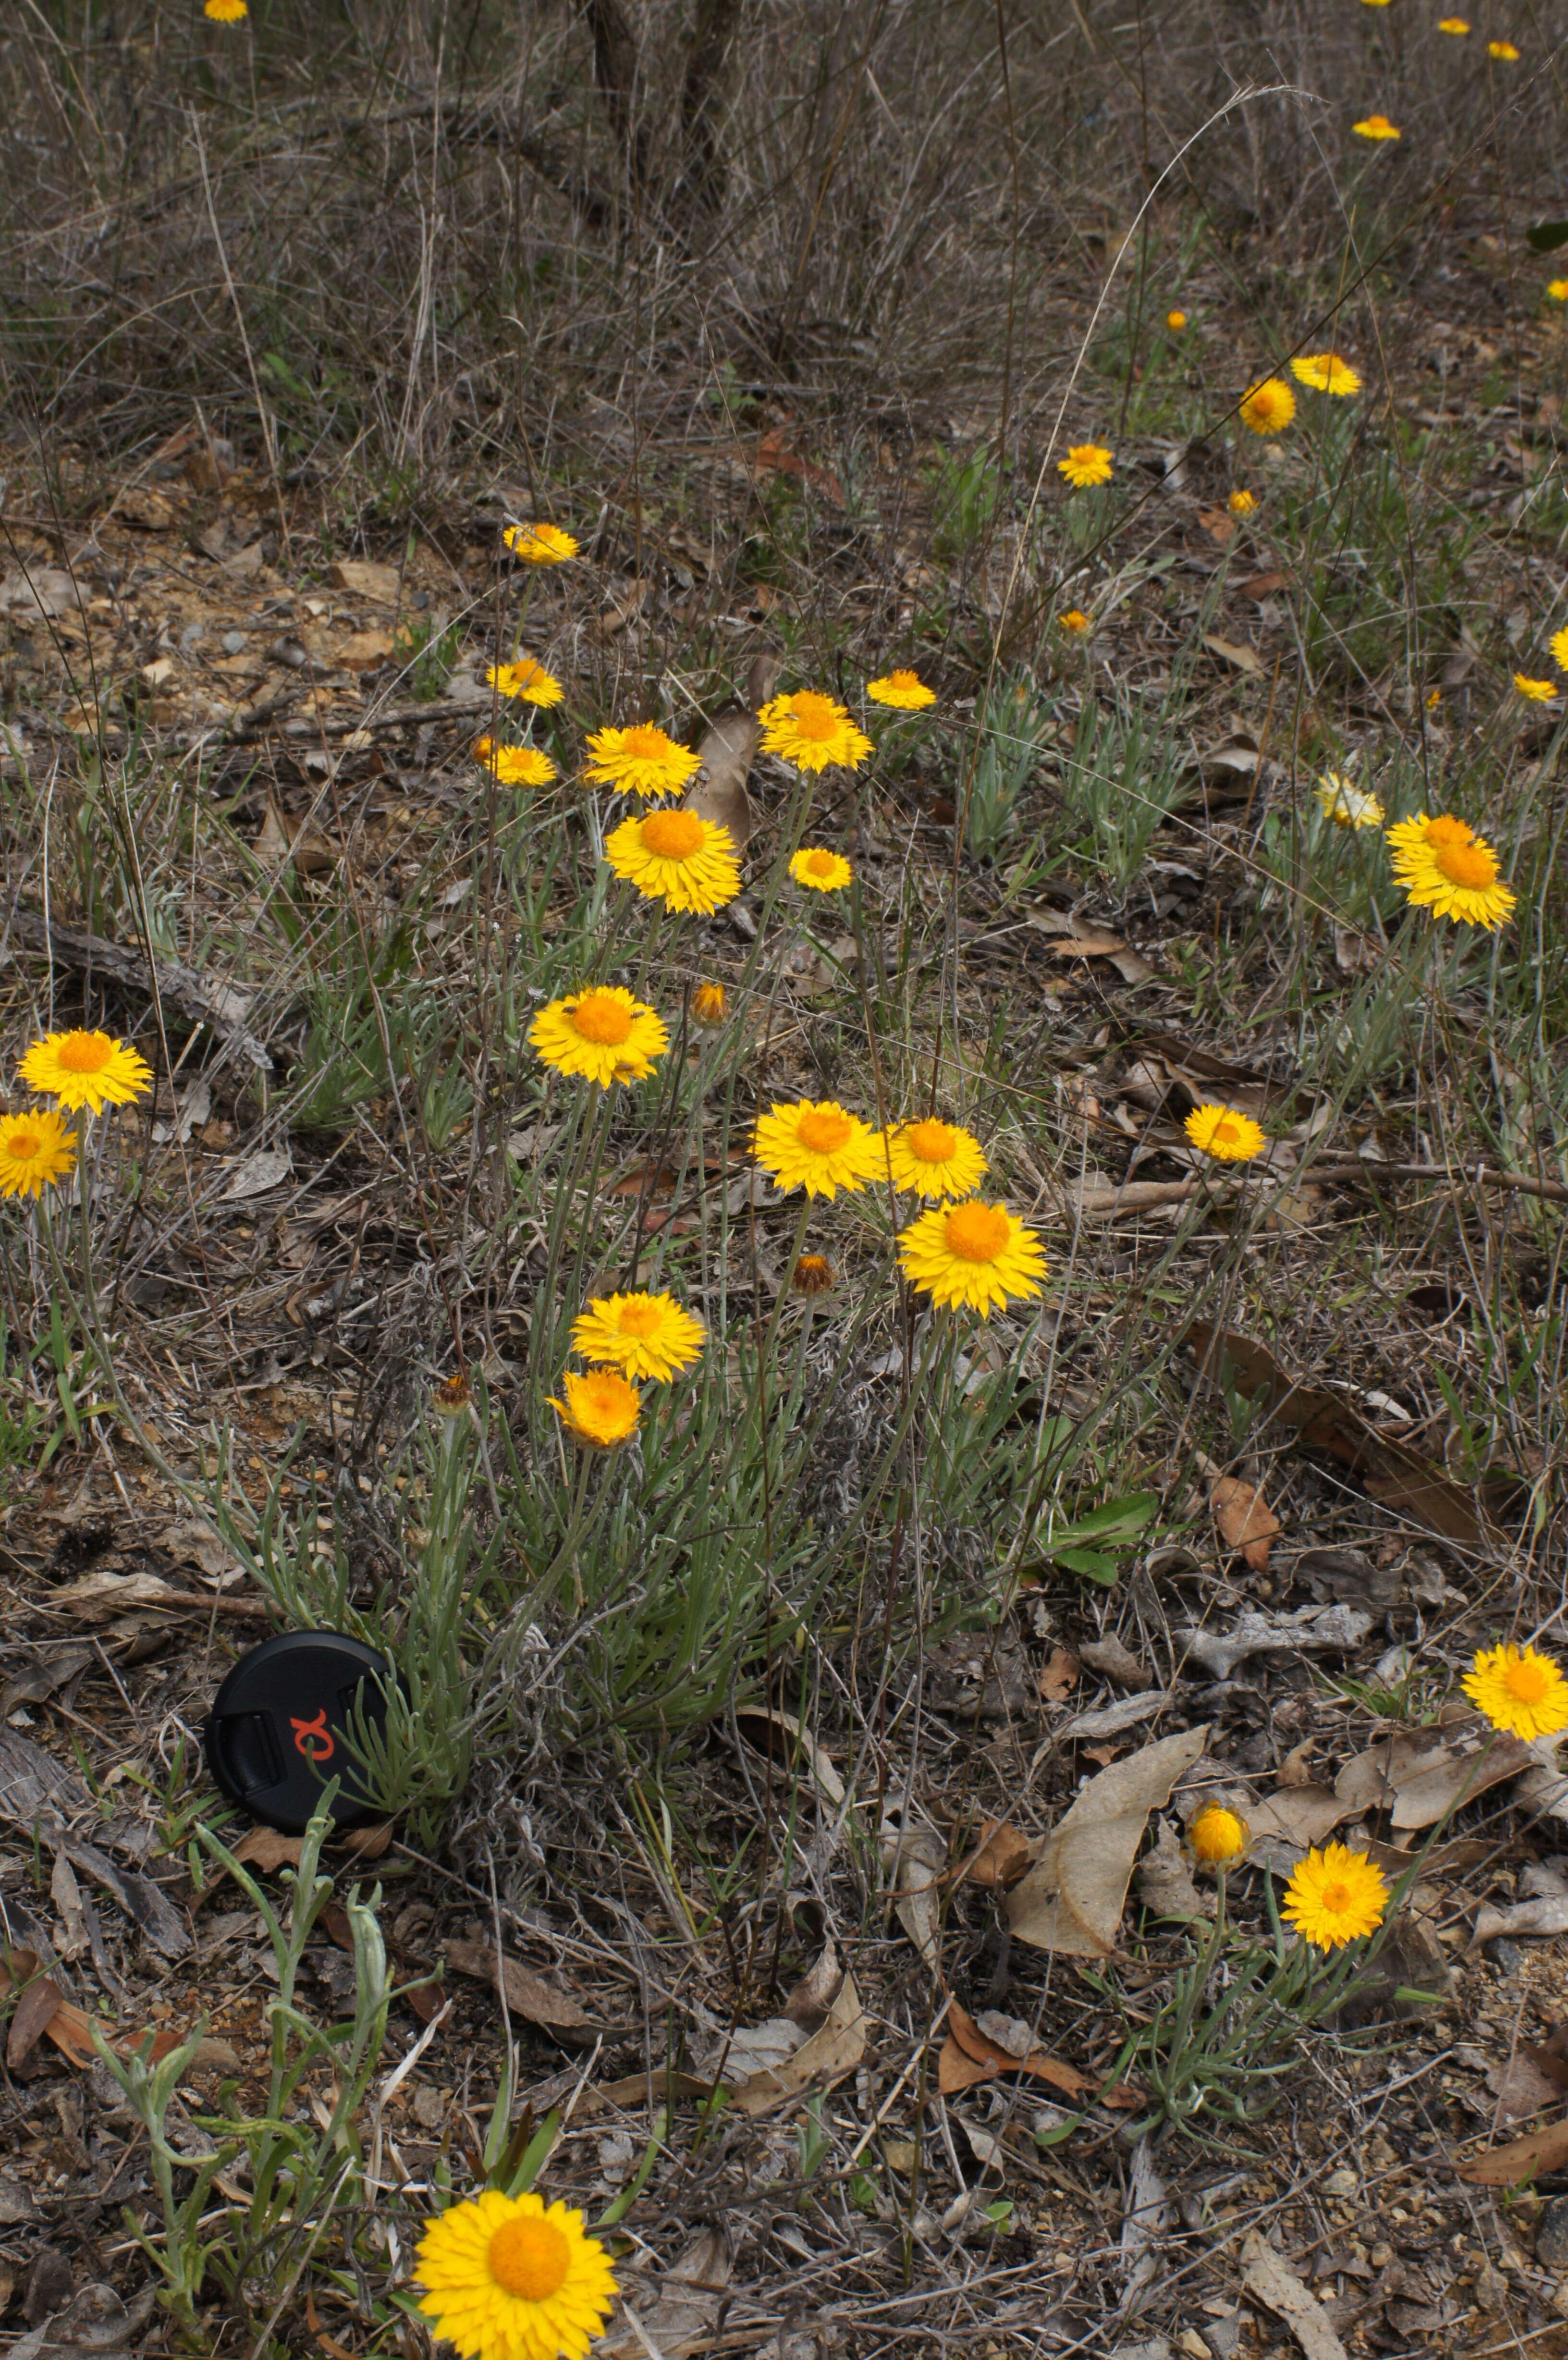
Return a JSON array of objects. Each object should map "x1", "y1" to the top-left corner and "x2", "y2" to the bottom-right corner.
[
  {"x1": 758, "y1": 691, "x2": 874, "y2": 774},
  {"x1": 897, "y1": 1198, "x2": 1046, "y2": 1315},
  {"x1": 691, "y1": 981, "x2": 728, "y2": 1025},
  {"x1": 1188, "y1": 1804, "x2": 1250, "y2": 1867},
  {"x1": 1058, "y1": 443, "x2": 1114, "y2": 488},
  {"x1": 752, "y1": 1099, "x2": 883, "y2": 1199},
  {"x1": 867, "y1": 669, "x2": 936, "y2": 710},
  {"x1": 487, "y1": 659, "x2": 564, "y2": 709},
  {"x1": 550, "y1": 1368, "x2": 642, "y2": 1451},
  {"x1": 1291, "y1": 353, "x2": 1362, "y2": 396},
  {"x1": 1550, "y1": 281, "x2": 1568, "y2": 303},
  {"x1": 204, "y1": 0, "x2": 247, "y2": 18},
  {"x1": 475, "y1": 740, "x2": 559, "y2": 787},
  {"x1": 1352, "y1": 113, "x2": 1401, "y2": 139},
  {"x1": 1515, "y1": 673, "x2": 1558, "y2": 702},
  {"x1": 415, "y1": 2186, "x2": 617, "y2": 2360},
  {"x1": 1315, "y1": 773, "x2": 1385, "y2": 829},
  {"x1": 882, "y1": 1117, "x2": 989, "y2": 1202},
  {"x1": 1239, "y1": 379, "x2": 1296, "y2": 435},
  {"x1": 604, "y1": 808, "x2": 740, "y2": 914},
  {"x1": 1058, "y1": 608, "x2": 1092, "y2": 636},
  {"x1": 529, "y1": 987, "x2": 668, "y2": 1088},
  {"x1": 583, "y1": 723, "x2": 701, "y2": 800},
  {"x1": 1385, "y1": 812, "x2": 1516, "y2": 929},
  {"x1": 1437, "y1": 15, "x2": 1470, "y2": 28},
  {"x1": 1166, "y1": 309, "x2": 1188, "y2": 331},
  {"x1": 20, "y1": 1029, "x2": 152, "y2": 1114},
  {"x1": 570, "y1": 1291, "x2": 705, "y2": 1383},
  {"x1": 503, "y1": 522, "x2": 579, "y2": 565},
  {"x1": 0, "y1": 1109, "x2": 78, "y2": 1200},
  {"x1": 1463, "y1": 1642, "x2": 1568, "y2": 1741},
  {"x1": 1488, "y1": 39, "x2": 1519, "y2": 58},
  {"x1": 790, "y1": 846, "x2": 853, "y2": 893},
  {"x1": 1185, "y1": 1104, "x2": 1266, "y2": 1163},
  {"x1": 1283, "y1": 1843, "x2": 1388, "y2": 1952},
  {"x1": 1550, "y1": 626, "x2": 1568, "y2": 675},
  {"x1": 1227, "y1": 489, "x2": 1256, "y2": 515}
]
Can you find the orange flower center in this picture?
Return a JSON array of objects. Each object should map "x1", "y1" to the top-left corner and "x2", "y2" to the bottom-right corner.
[
  {"x1": 886, "y1": 671, "x2": 919, "y2": 690},
  {"x1": 640, "y1": 809, "x2": 705, "y2": 859},
  {"x1": 55, "y1": 1032, "x2": 113, "y2": 1074},
  {"x1": 616, "y1": 1301, "x2": 662, "y2": 1338},
  {"x1": 1320, "y1": 1881, "x2": 1353, "y2": 1917},
  {"x1": 945, "y1": 1202, "x2": 1010, "y2": 1262},
  {"x1": 796, "y1": 1108, "x2": 854, "y2": 1155},
  {"x1": 906, "y1": 1120, "x2": 958, "y2": 1164},
  {"x1": 784, "y1": 693, "x2": 839, "y2": 742},
  {"x1": 1209, "y1": 1114, "x2": 1247, "y2": 1150},
  {"x1": 570, "y1": 992, "x2": 634, "y2": 1046},
  {"x1": 4, "y1": 1128, "x2": 41, "y2": 1160},
  {"x1": 621, "y1": 724, "x2": 668, "y2": 758},
  {"x1": 1504, "y1": 1653, "x2": 1552, "y2": 1704},
  {"x1": 487, "y1": 2217, "x2": 572, "y2": 2303},
  {"x1": 1424, "y1": 816, "x2": 1497, "y2": 890},
  {"x1": 803, "y1": 850, "x2": 839, "y2": 880}
]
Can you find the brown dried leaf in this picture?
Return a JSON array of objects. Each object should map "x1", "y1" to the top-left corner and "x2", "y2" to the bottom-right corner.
[
  {"x1": 1202, "y1": 633, "x2": 1266, "y2": 676},
  {"x1": 726, "y1": 1968, "x2": 868, "y2": 2115},
  {"x1": 1196, "y1": 506, "x2": 1236, "y2": 545},
  {"x1": 957, "y1": 1819, "x2": 1034, "y2": 1889},
  {"x1": 444, "y1": 1938, "x2": 591, "y2": 2033},
  {"x1": 1458, "y1": 2115, "x2": 1568, "y2": 2186},
  {"x1": 1209, "y1": 1472, "x2": 1282, "y2": 1570},
  {"x1": 1038, "y1": 1645, "x2": 1079, "y2": 1701},
  {"x1": 1248, "y1": 1785, "x2": 1359, "y2": 1850},
  {"x1": 1335, "y1": 1732, "x2": 1529, "y2": 1830},
  {"x1": 6, "y1": 1975, "x2": 63, "y2": 2069},
  {"x1": 329, "y1": 559, "x2": 401, "y2": 603},
  {"x1": 1008, "y1": 1726, "x2": 1209, "y2": 1956},
  {"x1": 936, "y1": 1998, "x2": 1090, "y2": 2099}
]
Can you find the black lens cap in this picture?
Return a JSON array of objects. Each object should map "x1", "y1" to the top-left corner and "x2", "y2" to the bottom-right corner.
[{"x1": 205, "y1": 1630, "x2": 393, "y2": 1832}]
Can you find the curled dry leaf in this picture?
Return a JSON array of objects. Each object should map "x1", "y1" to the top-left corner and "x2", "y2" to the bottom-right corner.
[
  {"x1": 1177, "y1": 1603, "x2": 1371, "y2": 1682},
  {"x1": 1209, "y1": 1471, "x2": 1282, "y2": 1570},
  {"x1": 935, "y1": 1998, "x2": 1090, "y2": 2100},
  {"x1": 1247, "y1": 1785, "x2": 1360, "y2": 1852},
  {"x1": 1008, "y1": 1726, "x2": 1209, "y2": 1956},
  {"x1": 1136, "y1": 1820, "x2": 1210, "y2": 1921},
  {"x1": 1468, "y1": 1896, "x2": 1568, "y2": 1953},
  {"x1": 443, "y1": 1938, "x2": 591, "y2": 2034},
  {"x1": 1458, "y1": 2115, "x2": 1568, "y2": 2187},
  {"x1": 956, "y1": 1819, "x2": 1033, "y2": 1889},
  {"x1": 1038, "y1": 1645, "x2": 1080, "y2": 1701},
  {"x1": 725, "y1": 1967, "x2": 868, "y2": 2117},
  {"x1": 1335, "y1": 1730, "x2": 1530, "y2": 1830},
  {"x1": 731, "y1": 1707, "x2": 845, "y2": 1811},
  {"x1": 1240, "y1": 2234, "x2": 1350, "y2": 2360},
  {"x1": 882, "y1": 1819, "x2": 946, "y2": 1968}
]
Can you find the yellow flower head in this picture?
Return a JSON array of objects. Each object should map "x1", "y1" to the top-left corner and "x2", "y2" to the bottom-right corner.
[
  {"x1": 1385, "y1": 812, "x2": 1516, "y2": 930},
  {"x1": 1515, "y1": 673, "x2": 1559, "y2": 703},
  {"x1": 1185, "y1": 1104, "x2": 1266, "y2": 1163},
  {"x1": 752, "y1": 1099, "x2": 883, "y2": 1199},
  {"x1": 1551, "y1": 626, "x2": 1568, "y2": 675},
  {"x1": 550, "y1": 1367, "x2": 642, "y2": 1450},
  {"x1": 1488, "y1": 39, "x2": 1519, "y2": 58},
  {"x1": 1315, "y1": 773, "x2": 1385, "y2": 829},
  {"x1": 897, "y1": 1198, "x2": 1047, "y2": 1315},
  {"x1": 433, "y1": 1373, "x2": 473, "y2": 1416},
  {"x1": 1291, "y1": 352, "x2": 1362, "y2": 396},
  {"x1": 691, "y1": 981, "x2": 728, "y2": 1026},
  {"x1": 503, "y1": 522, "x2": 579, "y2": 565},
  {"x1": 1425, "y1": 687, "x2": 1443, "y2": 707},
  {"x1": 1437, "y1": 15, "x2": 1470, "y2": 28},
  {"x1": 882, "y1": 1117, "x2": 989, "y2": 1202},
  {"x1": 20, "y1": 1029, "x2": 152, "y2": 1115},
  {"x1": 793, "y1": 1252, "x2": 835, "y2": 1295},
  {"x1": 758, "y1": 691, "x2": 874, "y2": 774},
  {"x1": 604, "y1": 807, "x2": 740, "y2": 914},
  {"x1": 415, "y1": 2190, "x2": 617, "y2": 2360},
  {"x1": 1239, "y1": 378, "x2": 1296, "y2": 435},
  {"x1": 0, "y1": 1109, "x2": 78, "y2": 1200},
  {"x1": 1463, "y1": 1642, "x2": 1568, "y2": 1741},
  {"x1": 1166, "y1": 309, "x2": 1188, "y2": 331},
  {"x1": 1188, "y1": 1804, "x2": 1250, "y2": 1868},
  {"x1": 204, "y1": 0, "x2": 248, "y2": 18},
  {"x1": 571, "y1": 1291, "x2": 705, "y2": 1384},
  {"x1": 1283, "y1": 1842, "x2": 1388, "y2": 1952},
  {"x1": 474, "y1": 739, "x2": 559, "y2": 787},
  {"x1": 583, "y1": 723, "x2": 700, "y2": 800},
  {"x1": 1058, "y1": 608, "x2": 1092, "y2": 636},
  {"x1": 1227, "y1": 489, "x2": 1257, "y2": 515},
  {"x1": 867, "y1": 669, "x2": 936, "y2": 710},
  {"x1": 790, "y1": 846, "x2": 854, "y2": 894},
  {"x1": 1058, "y1": 443, "x2": 1114, "y2": 489},
  {"x1": 529, "y1": 986, "x2": 668, "y2": 1089},
  {"x1": 1352, "y1": 113, "x2": 1401, "y2": 139},
  {"x1": 1550, "y1": 280, "x2": 1568, "y2": 302},
  {"x1": 487, "y1": 658, "x2": 564, "y2": 708}
]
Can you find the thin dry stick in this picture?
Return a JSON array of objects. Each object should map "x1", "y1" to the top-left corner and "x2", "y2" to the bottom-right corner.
[{"x1": 189, "y1": 103, "x2": 291, "y2": 562}]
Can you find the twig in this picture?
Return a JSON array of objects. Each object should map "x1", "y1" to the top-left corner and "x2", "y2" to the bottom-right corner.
[
  {"x1": 4, "y1": 908, "x2": 274, "y2": 1072},
  {"x1": 1307, "y1": 1159, "x2": 1568, "y2": 1206}
]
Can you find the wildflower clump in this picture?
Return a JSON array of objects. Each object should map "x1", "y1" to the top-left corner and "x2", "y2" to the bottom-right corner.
[
  {"x1": 550, "y1": 1368, "x2": 642, "y2": 1450},
  {"x1": 604, "y1": 809, "x2": 740, "y2": 913},
  {"x1": 1188, "y1": 1805, "x2": 1249, "y2": 1868},
  {"x1": 0, "y1": 1110, "x2": 78, "y2": 1200},
  {"x1": 1291, "y1": 353, "x2": 1361, "y2": 395},
  {"x1": 1185, "y1": 1105, "x2": 1266, "y2": 1163},
  {"x1": 1352, "y1": 113, "x2": 1401, "y2": 139},
  {"x1": 1315, "y1": 774, "x2": 1384, "y2": 830},
  {"x1": 789, "y1": 847, "x2": 853, "y2": 894},
  {"x1": 691, "y1": 982, "x2": 728, "y2": 1026},
  {"x1": 503, "y1": 522, "x2": 578, "y2": 565},
  {"x1": 487, "y1": 659, "x2": 564, "y2": 707},
  {"x1": 475, "y1": 740, "x2": 558, "y2": 787},
  {"x1": 1239, "y1": 379, "x2": 1296, "y2": 435}
]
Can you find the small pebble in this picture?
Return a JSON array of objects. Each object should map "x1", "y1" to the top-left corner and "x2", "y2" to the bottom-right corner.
[
  {"x1": 222, "y1": 630, "x2": 245, "y2": 653},
  {"x1": 1537, "y1": 2196, "x2": 1568, "y2": 2272},
  {"x1": 1323, "y1": 2166, "x2": 1358, "y2": 2198},
  {"x1": 1487, "y1": 1936, "x2": 1527, "y2": 1975}
]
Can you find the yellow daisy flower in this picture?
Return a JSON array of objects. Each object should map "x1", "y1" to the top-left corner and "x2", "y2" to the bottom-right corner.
[
  {"x1": 1315, "y1": 773, "x2": 1385, "y2": 829},
  {"x1": 428, "y1": 2176, "x2": 582, "y2": 2336},
  {"x1": 204, "y1": 0, "x2": 247, "y2": 18},
  {"x1": 691, "y1": 981, "x2": 728, "y2": 1025},
  {"x1": 1425, "y1": 687, "x2": 1443, "y2": 707},
  {"x1": 1185, "y1": 1104, "x2": 1266, "y2": 1162},
  {"x1": 1515, "y1": 673, "x2": 1559, "y2": 702},
  {"x1": 1352, "y1": 113, "x2": 1401, "y2": 139},
  {"x1": 896, "y1": 1198, "x2": 1047, "y2": 1315},
  {"x1": 789, "y1": 847, "x2": 854, "y2": 893},
  {"x1": 1437, "y1": 16, "x2": 1470, "y2": 29},
  {"x1": 1463, "y1": 1642, "x2": 1568, "y2": 1740},
  {"x1": 1291, "y1": 353, "x2": 1362, "y2": 396},
  {"x1": 1550, "y1": 281, "x2": 1568, "y2": 302},
  {"x1": 583, "y1": 723, "x2": 701, "y2": 800},
  {"x1": 867, "y1": 669, "x2": 936, "y2": 710},
  {"x1": 1227, "y1": 489, "x2": 1256, "y2": 515},
  {"x1": 1166, "y1": 309, "x2": 1188, "y2": 331},
  {"x1": 1239, "y1": 378, "x2": 1296, "y2": 435},
  {"x1": 20, "y1": 1029, "x2": 152, "y2": 1114},
  {"x1": 1488, "y1": 39, "x2": 1519, "y2": 58},
  {"x1": 1188, "y1": 1804, "x2": 1249, "y2": 1867},
  {"x1": 570, "y1": 1291, "x2": 705, "y2": 1383},
  {"x1": 474, "y1": 740, "x2": 559, "y2": 787},
  {"x1": 433, "y1": 1374, "x2": 473, "y2": 1416},
  {"x1": 757, "y1": 691, "x2": 874, "y2": 775},
  {"x1": 1385, "y1": 812, "x2": 1516, "y2": 929},
  {"x1": 604, "y1": 808, "x2": 740, "y2": 914},
  {"x1": 1283, "y1": 1843, "x2": 1388, "y2": 1952},
  {"x1": 550, "y1": 1367, "x2": 642, "y2": 1450},
  {"x1": 752, "y1": 1100, "x2": 883, "y2": 1199},
  {"x1": 882, "y1": 1117, "x2": 989, "y2": 1202},
  {"x1": 1058, "y1": 609, "x2": 1092, "y2": 636},
  {"x1": 1551, "y1": 626, "x2": 1568, "y2": 674},
  {"x1": 793, "y1": 1253, "x2": 835, "y2": 1295},
  {"x1": 502, "y1": 522, "x2": 579, "y2": 565},
  {"x1": 487, "y1": 659, "x2": 564, "y2": 708},
  {"x1": 1058, "y1": 443, "x2": 1114, "y2": 489},
  {"x1": 529, "y1": 986, "x2": 668, "y2": 1089},
  {"x1": 0, "y1": 1109, "x2": 78, "y2": 1200}
]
